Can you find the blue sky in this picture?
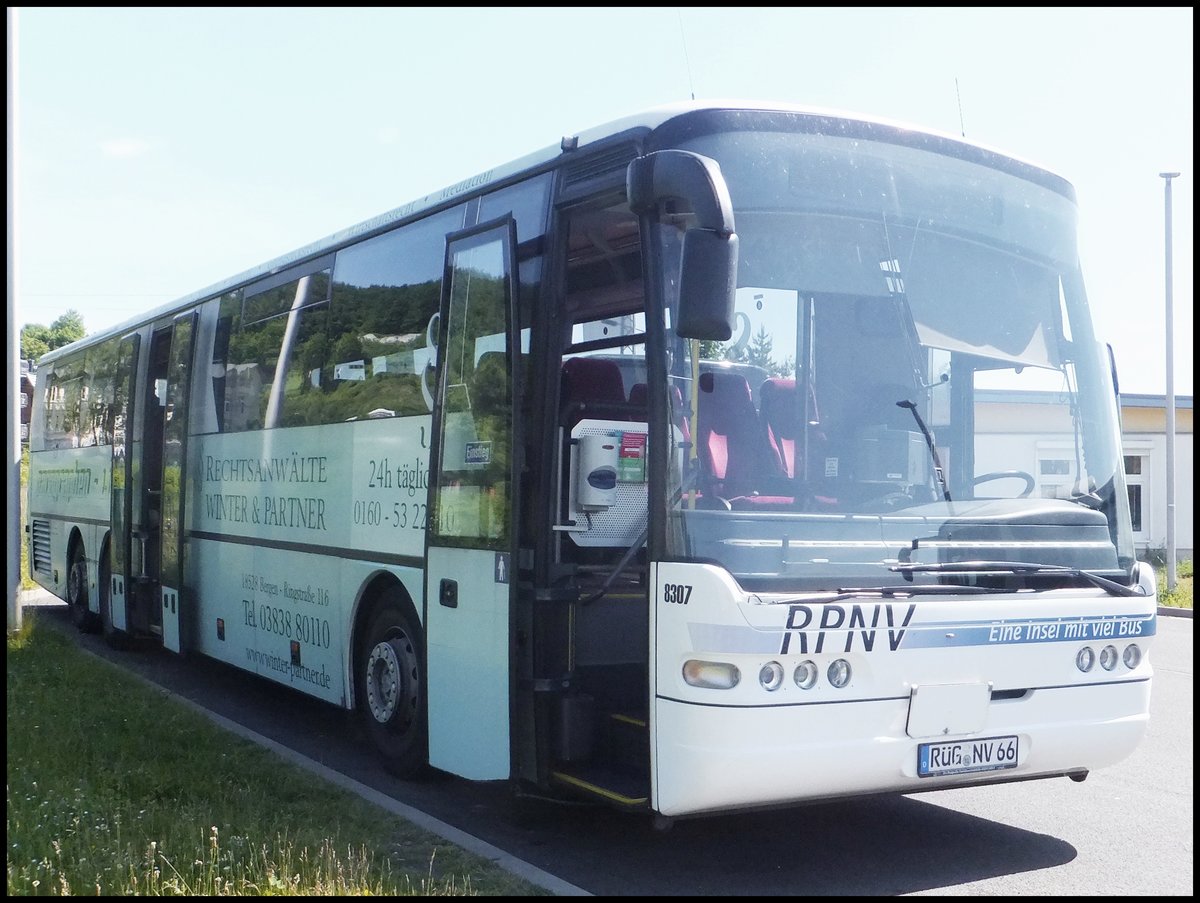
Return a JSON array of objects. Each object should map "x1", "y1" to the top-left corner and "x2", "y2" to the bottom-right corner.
[{"x1": 11, "y1": 7, "x2": 1193, "y2": 395}]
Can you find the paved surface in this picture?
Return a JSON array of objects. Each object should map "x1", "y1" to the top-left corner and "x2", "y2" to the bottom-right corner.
[{"x1": 11, "y1": 586, "x2": 1192, "y2": 896}]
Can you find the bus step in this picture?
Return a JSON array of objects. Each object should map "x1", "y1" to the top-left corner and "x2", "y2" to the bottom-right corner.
[{"x1": 549, "y1": 763, "x2": 649, "y2": 810}]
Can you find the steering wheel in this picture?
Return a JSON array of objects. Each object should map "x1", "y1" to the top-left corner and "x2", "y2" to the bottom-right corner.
[{"x1": 973, "y1": 470, "x2": 1035, "y2": 498}]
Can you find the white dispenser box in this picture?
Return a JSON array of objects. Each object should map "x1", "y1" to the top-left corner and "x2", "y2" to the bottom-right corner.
[{"x1": 576, "y1": 433, "x2": 619, "y2": 510}]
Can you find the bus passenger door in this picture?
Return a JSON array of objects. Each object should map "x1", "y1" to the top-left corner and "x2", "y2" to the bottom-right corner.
[
  {"x1": 111, "y1": 325, "x2": 178, "y2": 645},
  {"x1": 158, "y1": 312, "x2": 197, "y2": 652},
  {"x1": 425, "y1": 218, "x2": 520, "y2": 780},
  {"x1": 108, "y1": 333, "x2": 140, "y2": 633}
]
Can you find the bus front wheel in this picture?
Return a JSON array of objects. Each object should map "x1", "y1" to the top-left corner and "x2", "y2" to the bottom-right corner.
[{"x1": 357, "y1": 598, "x2": 427, "y2": 778}]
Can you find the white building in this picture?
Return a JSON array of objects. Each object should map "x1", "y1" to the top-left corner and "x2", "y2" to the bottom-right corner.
[{"x1": 977, "y1": 391, "x2": 1193, "y2": 560}]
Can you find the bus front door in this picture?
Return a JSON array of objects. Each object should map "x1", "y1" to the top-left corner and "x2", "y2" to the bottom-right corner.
[
  {"x1": 109, "y1": 321, "x2": 192, "y2": 651},
  {"x1": 108, "y1": 333, "x2": 140, "y2": 635},
  {"x1": 157, "y1": 312, "x2": 197, "y2": 652},
  {"x1": 424, "y1": 218, "x2": 520, "y2": 781}
]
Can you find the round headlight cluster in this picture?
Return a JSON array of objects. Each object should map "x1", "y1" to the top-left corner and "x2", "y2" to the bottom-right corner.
[
  {"x1": 1099, "y1": 645, "x2": 1119, "y2": 671},
  {"x1": 1076, "y1": 643, "x2": 1142, "y2": 674},
  {"x1": 794, "y1": 660, "x2": 819, "y2": 690},
  {"x1": 746, "y1": 658, "x2": 856, "y2": 692},
  {"x1": 687, "y1": 658, "x2": 858, "y2": 693},
  {"x1": 759, "y1": 661, "x2": 785, "y2": 691},
  {"x1": 827, "y1": 659, "x2": 852, "y2": 688},
  {"x1": 1122, "y1": 644, "x2": 1142, "y2": 669}
]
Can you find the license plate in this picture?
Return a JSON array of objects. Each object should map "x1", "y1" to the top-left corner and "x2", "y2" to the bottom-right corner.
[{"x1": 917, "y1": 734, "x2": 1019, "y2": 778}]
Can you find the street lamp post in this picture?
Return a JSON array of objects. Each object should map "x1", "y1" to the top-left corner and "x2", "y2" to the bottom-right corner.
[{"x1": 1159, "y1": 171, "x2": 1179, "y2": 592}]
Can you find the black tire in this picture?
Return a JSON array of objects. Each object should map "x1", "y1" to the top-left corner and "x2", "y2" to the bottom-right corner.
[
  {"x1": 67, "y1": 542, "x2": 99, "y2": 633},
  {"x1": 357, "y1": 594, "x2": 427, "y2": 778}
]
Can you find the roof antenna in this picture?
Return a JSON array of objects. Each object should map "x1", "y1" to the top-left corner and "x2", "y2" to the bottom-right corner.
[
  {"x1": 955, "y1": 77, "x2": 966, "y2": 137},
  {"x1": 678, "y1": 11, "x2": 695, "y2": 100}
]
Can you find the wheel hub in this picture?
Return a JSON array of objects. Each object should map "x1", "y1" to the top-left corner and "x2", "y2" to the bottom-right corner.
[
  {"x1": 365, "y1": 638, "x2": 411, "y2": 724},
  {"x1": 68, "y1": 558, "x2": 85, "y2": 604}
]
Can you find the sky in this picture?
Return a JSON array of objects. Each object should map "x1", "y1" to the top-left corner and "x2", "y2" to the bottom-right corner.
[{"x1": 10, "y1": 7, "x2": 1193, "y2": 396}]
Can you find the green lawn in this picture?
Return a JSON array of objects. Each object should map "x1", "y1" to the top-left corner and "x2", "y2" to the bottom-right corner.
[
  {"x1": 1156, "y1": 557, "x2": 1193, "y2": 609},
  {"x1": 6, "y1": 617, "x2": 548, "y2": 896}
]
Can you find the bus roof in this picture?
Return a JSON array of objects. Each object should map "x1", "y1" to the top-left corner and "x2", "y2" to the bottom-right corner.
[{"x1": 37, "y1": 99, "x2": 1068, "y2": 366}]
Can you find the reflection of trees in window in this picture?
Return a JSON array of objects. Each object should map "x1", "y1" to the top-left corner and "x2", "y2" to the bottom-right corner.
[
  {"x1": 37, "y1": 329, "x2": 129, "y2": 449},
  {"x1": 84, "y1": 340, "x2": 123, "y2": 446},
  {"x1": 275, "y1": 280, "x2": 441, "y2": 425},
  {"x1": 242, "y1": 271, "x2": 330, "y2": 324},
  {"x1": 277, "y1": 301, "x2": 329, "y2": 427},
  {"x1": 220, "y1": 312, "x2": 282, "y2": 434},
  {"x1": 210, "y1": 291, "x2": 242, "y2": 433},
  {"x1": 445, "y1": 267, "x2": 506, "y2": 390},
  {"x1": 305, "y1": 208, "x2": 464, "y2": 424},
  {"x1": 45, "y1": 358, "x2": 86, "y2": 449},
  {"x1": 225, "y1": 315, "x2": 287, "y2": 431},
  {"x1": 437, "y1": 245, "x2": 513, "y2": 545},
  {"x1": 470, "y1": 350, "x2": 512, "y2": 542},
  {"x1": 711, "y1": 326, "x2": 792, "y2": 377},
  {"x1": 209, "y1": 271, "x2": 332, "y2": 433}
]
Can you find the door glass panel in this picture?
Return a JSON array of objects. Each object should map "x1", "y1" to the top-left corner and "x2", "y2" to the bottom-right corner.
[
  {"x1": 432, "y1": 229, "x2": 513, "y2": 545},
  {"x1": 110, "y1": 334, "x2": 139, "y2": 579},
  {"x1": 161, "y1": 316, "x2": 195, "y2": 587}
]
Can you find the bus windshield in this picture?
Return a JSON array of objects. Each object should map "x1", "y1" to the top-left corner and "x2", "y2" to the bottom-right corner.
[{"x1": 656, "y1": 127, "x2": 1135, "y2": 592}]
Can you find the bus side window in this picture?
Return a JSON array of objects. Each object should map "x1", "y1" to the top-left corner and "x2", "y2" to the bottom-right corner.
[
  {"x1": 323, "y1": 205, "x2": 467, "y2": 423},
  {"x1": 210, "y1": 291, "x2": 240, "y2": 433},
  {"x1": 277, "y1": 296, "x2": 330, "y2": 427},
  {"x1": 223, "y1": 314, "x2": 285, "y2": 432}
]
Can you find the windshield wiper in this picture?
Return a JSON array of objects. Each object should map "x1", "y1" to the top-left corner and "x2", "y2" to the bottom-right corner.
[
  {"x1": 897, "y1": 399, "x2": 951, "y2": 501},
  {"x1": 889, "y1": 560, "x2": 1143, "y2": 597}
]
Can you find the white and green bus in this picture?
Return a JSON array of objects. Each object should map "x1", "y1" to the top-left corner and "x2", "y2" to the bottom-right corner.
[{"x1": 26, "y1": 101, "x2": 1156, "y2": 823}]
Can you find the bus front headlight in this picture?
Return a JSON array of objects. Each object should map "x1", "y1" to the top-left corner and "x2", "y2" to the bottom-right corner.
[
  {"x1": 683, "y1": 660, "x2": 740, "y2": 689},
  {"x1": 794, "y1": 660, "x2": 818, "y2": 690},
  {"x1": 1076, "y1": 647, "x2": 1096, "y2": 672},
  {"x1": 1099, "y1": 645, "x2": 1119, "y2": 671},
  {"x1": 1122, "y1": 644, "x2": 1142, "y2": 669},
  {"x1": 759, "y1": 661, "x2": 784, "y2": 691},
  {"x1": 827, "y1": 659, "x2": 852, "y2": 688}
]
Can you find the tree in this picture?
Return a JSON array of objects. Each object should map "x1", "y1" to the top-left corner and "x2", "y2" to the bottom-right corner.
[
  {"x1": 49, "y1": 310, "x2": 86, "y2": 347},
  {"x1": 745, "y1": 326, "x2": 775, "y2": 372},
  {"x1": 21, "y1": 309, "x2": 87, "y2": 362},
  {"x1": 20, "y1": 324, "x2": 51, "y2": 362}
]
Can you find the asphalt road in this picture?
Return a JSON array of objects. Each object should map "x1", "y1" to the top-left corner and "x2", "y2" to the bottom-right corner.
[{"x1": 18, "y1": 594, "x2": 1194, "y2": 896}]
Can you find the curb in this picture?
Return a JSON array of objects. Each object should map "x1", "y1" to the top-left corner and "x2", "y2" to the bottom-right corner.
[{"x1": 1157, "y1": 605, "x2": 1193, "y2": 619}]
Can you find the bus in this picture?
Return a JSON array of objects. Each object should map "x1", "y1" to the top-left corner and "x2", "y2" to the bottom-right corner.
[{"x1": 26, "y1": 100, "x2": 1156, "y2": 824}]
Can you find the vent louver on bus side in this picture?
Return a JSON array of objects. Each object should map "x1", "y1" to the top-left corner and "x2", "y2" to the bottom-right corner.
[
  {"x1": 31, "y1": 519, "x2": 52, "y2": 575},
  {"x1": 561, "y1": 143, "x2": 639, "y2": 192}
]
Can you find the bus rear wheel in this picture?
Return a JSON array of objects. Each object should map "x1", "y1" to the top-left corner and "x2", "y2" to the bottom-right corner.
[
  {"x1": 357, "y1": 599, "x2": 427, "y2": 778},
  {"x1": 67, "y1": 543, "x2": 99, "y2": 633}
]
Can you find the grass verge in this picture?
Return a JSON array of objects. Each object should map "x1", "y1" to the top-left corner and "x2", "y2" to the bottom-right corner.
[
  {"x1": 1156, "y1": 557, "x2": 1193, "y2": 609},
  {"x1": 6, "y1": 616, "x2": 548, "y2": 896}
]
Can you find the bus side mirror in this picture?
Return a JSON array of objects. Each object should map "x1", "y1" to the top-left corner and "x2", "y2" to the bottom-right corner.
[
  {"x1": 628, "y1": 149, "x2": 738, "y2": 341},
  {"x1": 678, "y1": 229, "x2": 738, "y2": 341}
]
